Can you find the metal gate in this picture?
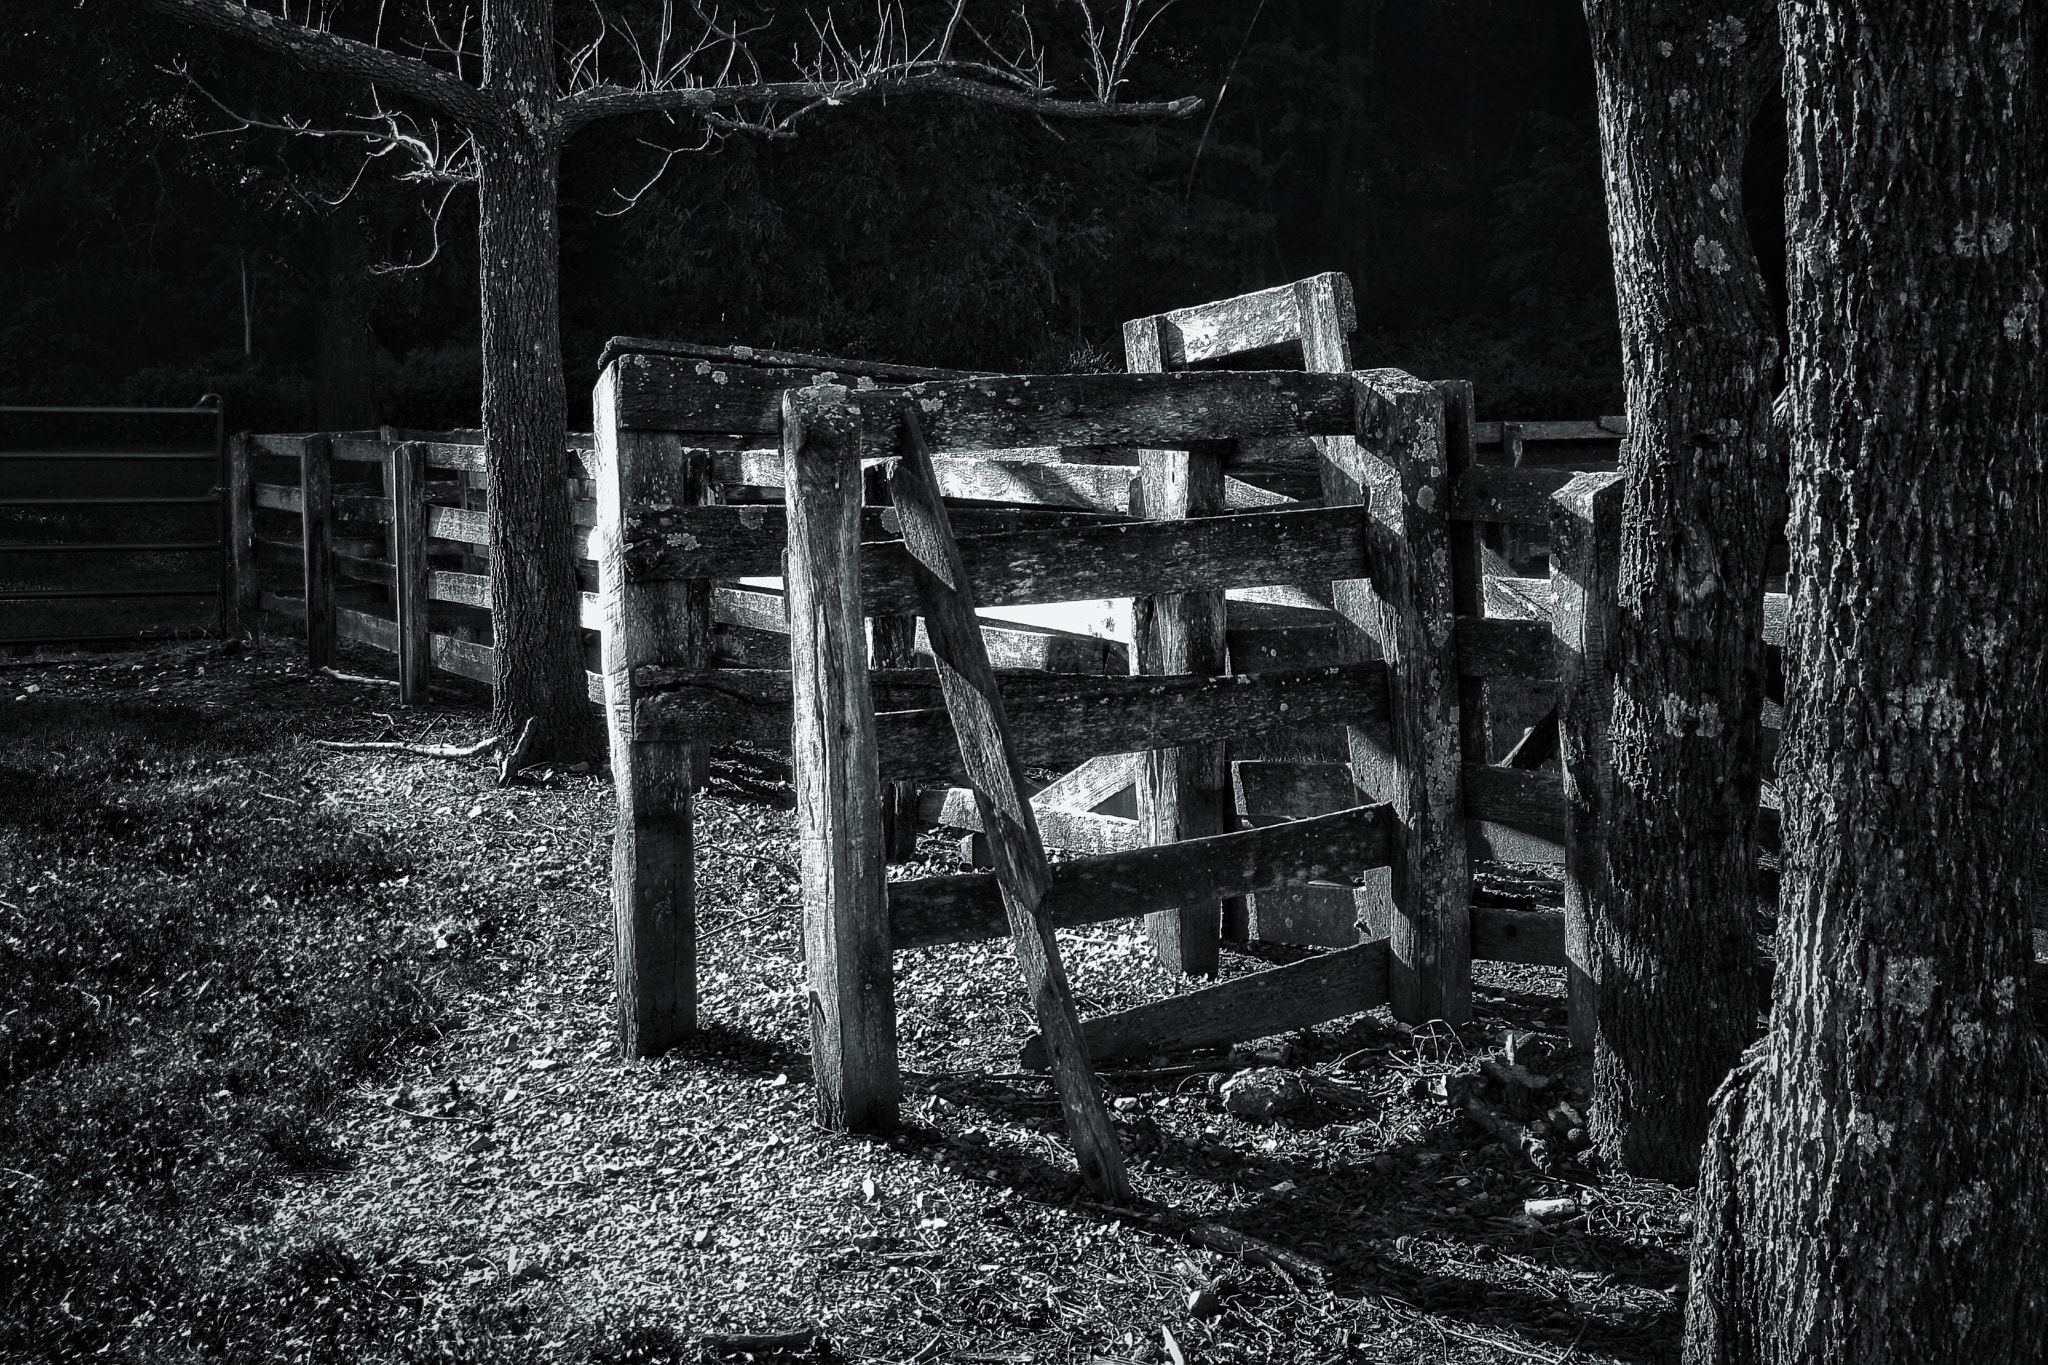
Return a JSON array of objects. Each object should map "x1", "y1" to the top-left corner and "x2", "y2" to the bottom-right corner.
[{"x1": 0, "y1": 400, "x2": 228, "y2": 647}]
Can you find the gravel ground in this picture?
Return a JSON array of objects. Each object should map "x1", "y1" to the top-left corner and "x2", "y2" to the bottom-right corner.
[{"x1": 2, "y1": 638, "x2": 1692, "y2": 1364}]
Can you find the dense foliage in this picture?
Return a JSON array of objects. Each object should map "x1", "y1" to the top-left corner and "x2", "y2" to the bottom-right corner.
[{"x1": 2, "y1": 1, "x2": 1636, "y2": 427}]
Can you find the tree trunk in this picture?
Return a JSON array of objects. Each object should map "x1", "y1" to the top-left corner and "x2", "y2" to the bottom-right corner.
[
  {"x1": 1578, "y1": 0, "x2": 1781, "y2": 1183},
  {"x1": 1684, "y1": 4, "x2": 2048, "y2": 1360},
  {"x1": 479, "y1": 0, "x2": 600, "y2": 759}
]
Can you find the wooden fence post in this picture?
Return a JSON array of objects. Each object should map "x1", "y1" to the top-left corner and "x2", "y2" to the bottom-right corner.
[
  {"x1": 1550, "y1": 472, "x2": 1622, "y2": 1055},
  {"x1": 872, "y1": 614, "x2": 923, "y2": 861},
  {"x1": 225, "y1": 432, "x2": 257, "y2": 639},
  {"x1": 301, "y1": 434, "x2": 335, "y2": 669},
  {"x1": 784, "y1": 385, "x2": 899, "y2": 1131},
  {"x1": 1333, "y1": 371, "x2": 1472, "y2": 1025},
  {"x1": 388, "y1": 439, "x2": 432, "y2": 704},
  {"x1": 594, "y1": 367, "x2": 709, "y2": 1058},
  {"x1": 1125, "y1": 313, "x2": 1229, "y2": 976}
]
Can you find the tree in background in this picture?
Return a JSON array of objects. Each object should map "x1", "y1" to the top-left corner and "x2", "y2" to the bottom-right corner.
[
  {"x1": 1574, "y1": 1, "x2": 1780, "y2": 1182},
  {"x1": 128, "y1": 0, "x2": 1198, "y2": 758},
  {"x1": 1685, "y1": 2, "x2": 2047, "y2": 1357}
]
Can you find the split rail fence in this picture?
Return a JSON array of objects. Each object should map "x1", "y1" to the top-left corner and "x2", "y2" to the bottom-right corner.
[{"x1": 590, "y1": 324, "x2": 1742, "y2": 1152}]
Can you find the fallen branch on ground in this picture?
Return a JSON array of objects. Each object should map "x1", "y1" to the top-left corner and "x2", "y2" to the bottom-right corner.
[
  {"x1": 316, "y1": 717, "x2": 539, "y2": 788},
  {"x1": 319, "y1": 665, "x2": 398, "y2": 688}
]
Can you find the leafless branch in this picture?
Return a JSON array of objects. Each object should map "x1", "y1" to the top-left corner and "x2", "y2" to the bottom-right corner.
[{"x1": 136, "y1": 0, "x2": 501, "y2": 128}]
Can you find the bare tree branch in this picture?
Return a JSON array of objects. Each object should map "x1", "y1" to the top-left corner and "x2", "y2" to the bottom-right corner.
[
  {"x1": 134, "y1": 0, "x2": 502, "y2": 128},
  {"x1": 559, "y1": 72, "x2": 1200, "y2": 135}
]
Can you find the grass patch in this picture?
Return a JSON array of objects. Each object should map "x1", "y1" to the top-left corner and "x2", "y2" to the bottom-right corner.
[{"x1": 0, "y1": 691, "x2": 512, "y2": 1361}]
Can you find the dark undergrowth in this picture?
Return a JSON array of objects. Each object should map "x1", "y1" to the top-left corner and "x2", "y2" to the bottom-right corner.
[{"x1": 0, "y1": 680, "x2": 546, "y2": 1362}]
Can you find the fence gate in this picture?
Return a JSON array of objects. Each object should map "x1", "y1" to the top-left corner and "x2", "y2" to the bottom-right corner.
[{"x1": 0, "y1": 402, "x2": 228, "y2": 648}]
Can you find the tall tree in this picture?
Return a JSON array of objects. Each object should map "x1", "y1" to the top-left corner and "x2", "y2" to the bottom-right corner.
[
  {"x1": 1576, "y1": 0, "x2": 1780, "y2": 1182},
  {"x1": 130, "y1": 0, "x2": 1197, "y2": 757},
  {"x1": 1685, "y1": 2, "x2": 2048, "y2": 1359}
]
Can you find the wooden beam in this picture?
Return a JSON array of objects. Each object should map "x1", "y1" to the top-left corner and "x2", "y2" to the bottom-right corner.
[
  {"x1": 594, "y1": 370, "x2": 710, "y2": 1060},
  {"x1": 225, "y1": 432, "x2": 257, "y2": 638},
  {"x1": 1020, "y1": 939, "x2": 1390, "y2": 1068},
  {"x1": 301, "y1": 435, "x2": 335, "y2": 670},
  {"x1": 886, "y1": 401, "x2": 1129, "y2": 1202},
  {"x1": 1550, "y1": 472, "x2": 1624, "y2": 1055},
  {"x1": 1135, "y1": 271, "x2": 1355, "y2": 368},
  {"x1": 867, "y1": 665, "x2": 1387, "y2": 783},
  {"x1": 892, "y1": 804, "x2": 1393, "y2": 950},
  {"x1": 629, "y1": 663, "x2": 1390, "y2": 776},
  {"x1": 1126, "y1": 312, "x2": 1230, "y2": 978},
  {"x1": 1330, "y1": 371, "x2": 1472, "y2": 1026},
  {"x1": 387, "y1": 439, "x2": 432, "y2": 705},
  {"x1": 783, "y1": 386, "x2": 900, "y2": 1132},
  {"x1": 613, "y1": 359, "x2": 1359, "y2": 446}
]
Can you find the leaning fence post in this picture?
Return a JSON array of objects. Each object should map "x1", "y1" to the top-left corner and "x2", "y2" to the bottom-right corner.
[
  {"x1": 225, "y1": 432, "x2": 257, "y2": 639},
  {"x1": 1550, "y1": 472, "x2": 1622, "y2": 1055},
  {"x1": 594, "y1": 365, "x2": 708, "y2": 1057},
  {"x1": 1332, "y1": 371, "x2": 1472, "y2": 1026},
  {"x1": 387, "y1": 439, "x2": 432, "y2": 704},
  {"x1": 301, "y1": 434, "x2": 335, "y2": 669},
  {"x1": 784, "y1": 384, "x2": 899, "y2": 1132}
]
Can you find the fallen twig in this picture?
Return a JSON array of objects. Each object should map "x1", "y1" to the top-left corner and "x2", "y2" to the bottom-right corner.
[
  {"x1": 319, "y1": 665, "x2": 398, "y2": 688},
  {"x1": 1181, "y1": 1220, "x2": 1329, "y2": 1287},
  {"x1": 314, "y1": 716, "x2": 537, "y2": 788}
]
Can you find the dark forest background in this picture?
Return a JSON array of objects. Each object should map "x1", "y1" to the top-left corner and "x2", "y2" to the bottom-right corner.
[{"x1": 0, "y1": 0, "x2": 1787, "y2": 430}]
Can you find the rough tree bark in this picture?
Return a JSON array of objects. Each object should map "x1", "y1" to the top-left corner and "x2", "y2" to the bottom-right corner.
[
  {"x1": 475, "y1": 0, "x2": 600, "y2": 758},
  {"x1": 1579, "y1": 0, "x2": 1780, "y2": 1183},
  {"x1": 1684, "y1": 3, "x2": 2048, "y2": 1360}
]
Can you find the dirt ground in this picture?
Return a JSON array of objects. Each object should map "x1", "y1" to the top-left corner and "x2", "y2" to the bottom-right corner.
[{"x1": 0, "y1": 637, "x2": 1692, "y2": 1364}]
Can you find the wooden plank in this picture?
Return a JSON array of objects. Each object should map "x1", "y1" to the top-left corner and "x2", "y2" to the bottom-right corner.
[
  {"x1": 1126, "y1": 311, "x2": 1230, "y2": 978},
  {"x1": 892, "y1": 804, "x2": 1393, "y2": 952},
  {"x1": 712, "y1": 585, "x2": 788, "y2": 633},
  {"x1": 887, "y1": 400, "x2": 1129, "y2": 1201},
  {"x1": 425, "y1": 503, "x2": 492, "y2": 546},
  {"x1": 1244, "y1": 882, "x2": 1360, "y2": 948},
  {"x1": 614, "y1": 356, "x2": 1360, "y2": 445},
  {"x1": 1138, "y1": 271, "x2": 1355, "y2": 368},
  {"x1": 430, "y1": 569, "x2": 491, "y2": 610},
  {"x1": 431, "y1": 632, "x2": 496, "y2": 686},
  {"x1": 1462, "y1": 764, "x2": 1567, "y2": 843},
  {"x1": 388, "y1": 440, "x2": 432, "y2": 704},
  {"x1": 648, "y1": 507, "x2": 1367, "y2": 621},
  {"x1": 594, "y1": 367, "x2": 709, "y2": 1059},
  {"x1": 1233, "y1": 760, "x2": 1355, "y2": 824},
  {"x1": 333, "y1": 549, "x2": 396, "y2": 587},
  {"x1": 226, "y1": 433, "x2": 257, "y2": 638},
  {"x1": 860, "y1": 665, "x2": 1388, "y2": 783},
  {"x1": 301, "y1": 436, "x2": 335, "y2": 670},
  {"x1": 253, "y1": 481, "x2": 302, "y2": 515},
  {"x1": 917, "y1": 618, "x2": 1129, "y2": 676},
  {"x1": 335, "y1": 604, "x2": 396, "y2": 653},
  {"x1": 782, "y1": 386, "x2": 899, "y2": 1131},
  {"x1": 1329, "y1": 371, "x2": 1472, "y2": 1026},
  {"x1": 921, "y1": 788, "x2": 1141, "y2": 856},
  {"x1": 1443, "y1": 382, "x2": 1492, "y2": 778},
  {"x1": 1020, "y1": 938, "x2": 1390, "y2": 1068},
  {"x1": 928, "y1": 457, "x2": 1136, "y2": 513},
  {"x1": 1035, "y1": 753, "x2": 1140, "y2": 815},
  {"x1": 857, "y1": 506, "x2": 1365, "y2": 615},
  {"x1": 1550, "y1": 472, "x2": 1624, "y2": 1054},
  {"x1": 259, "y1": 589, "x2": 304, "y2": 620}
]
